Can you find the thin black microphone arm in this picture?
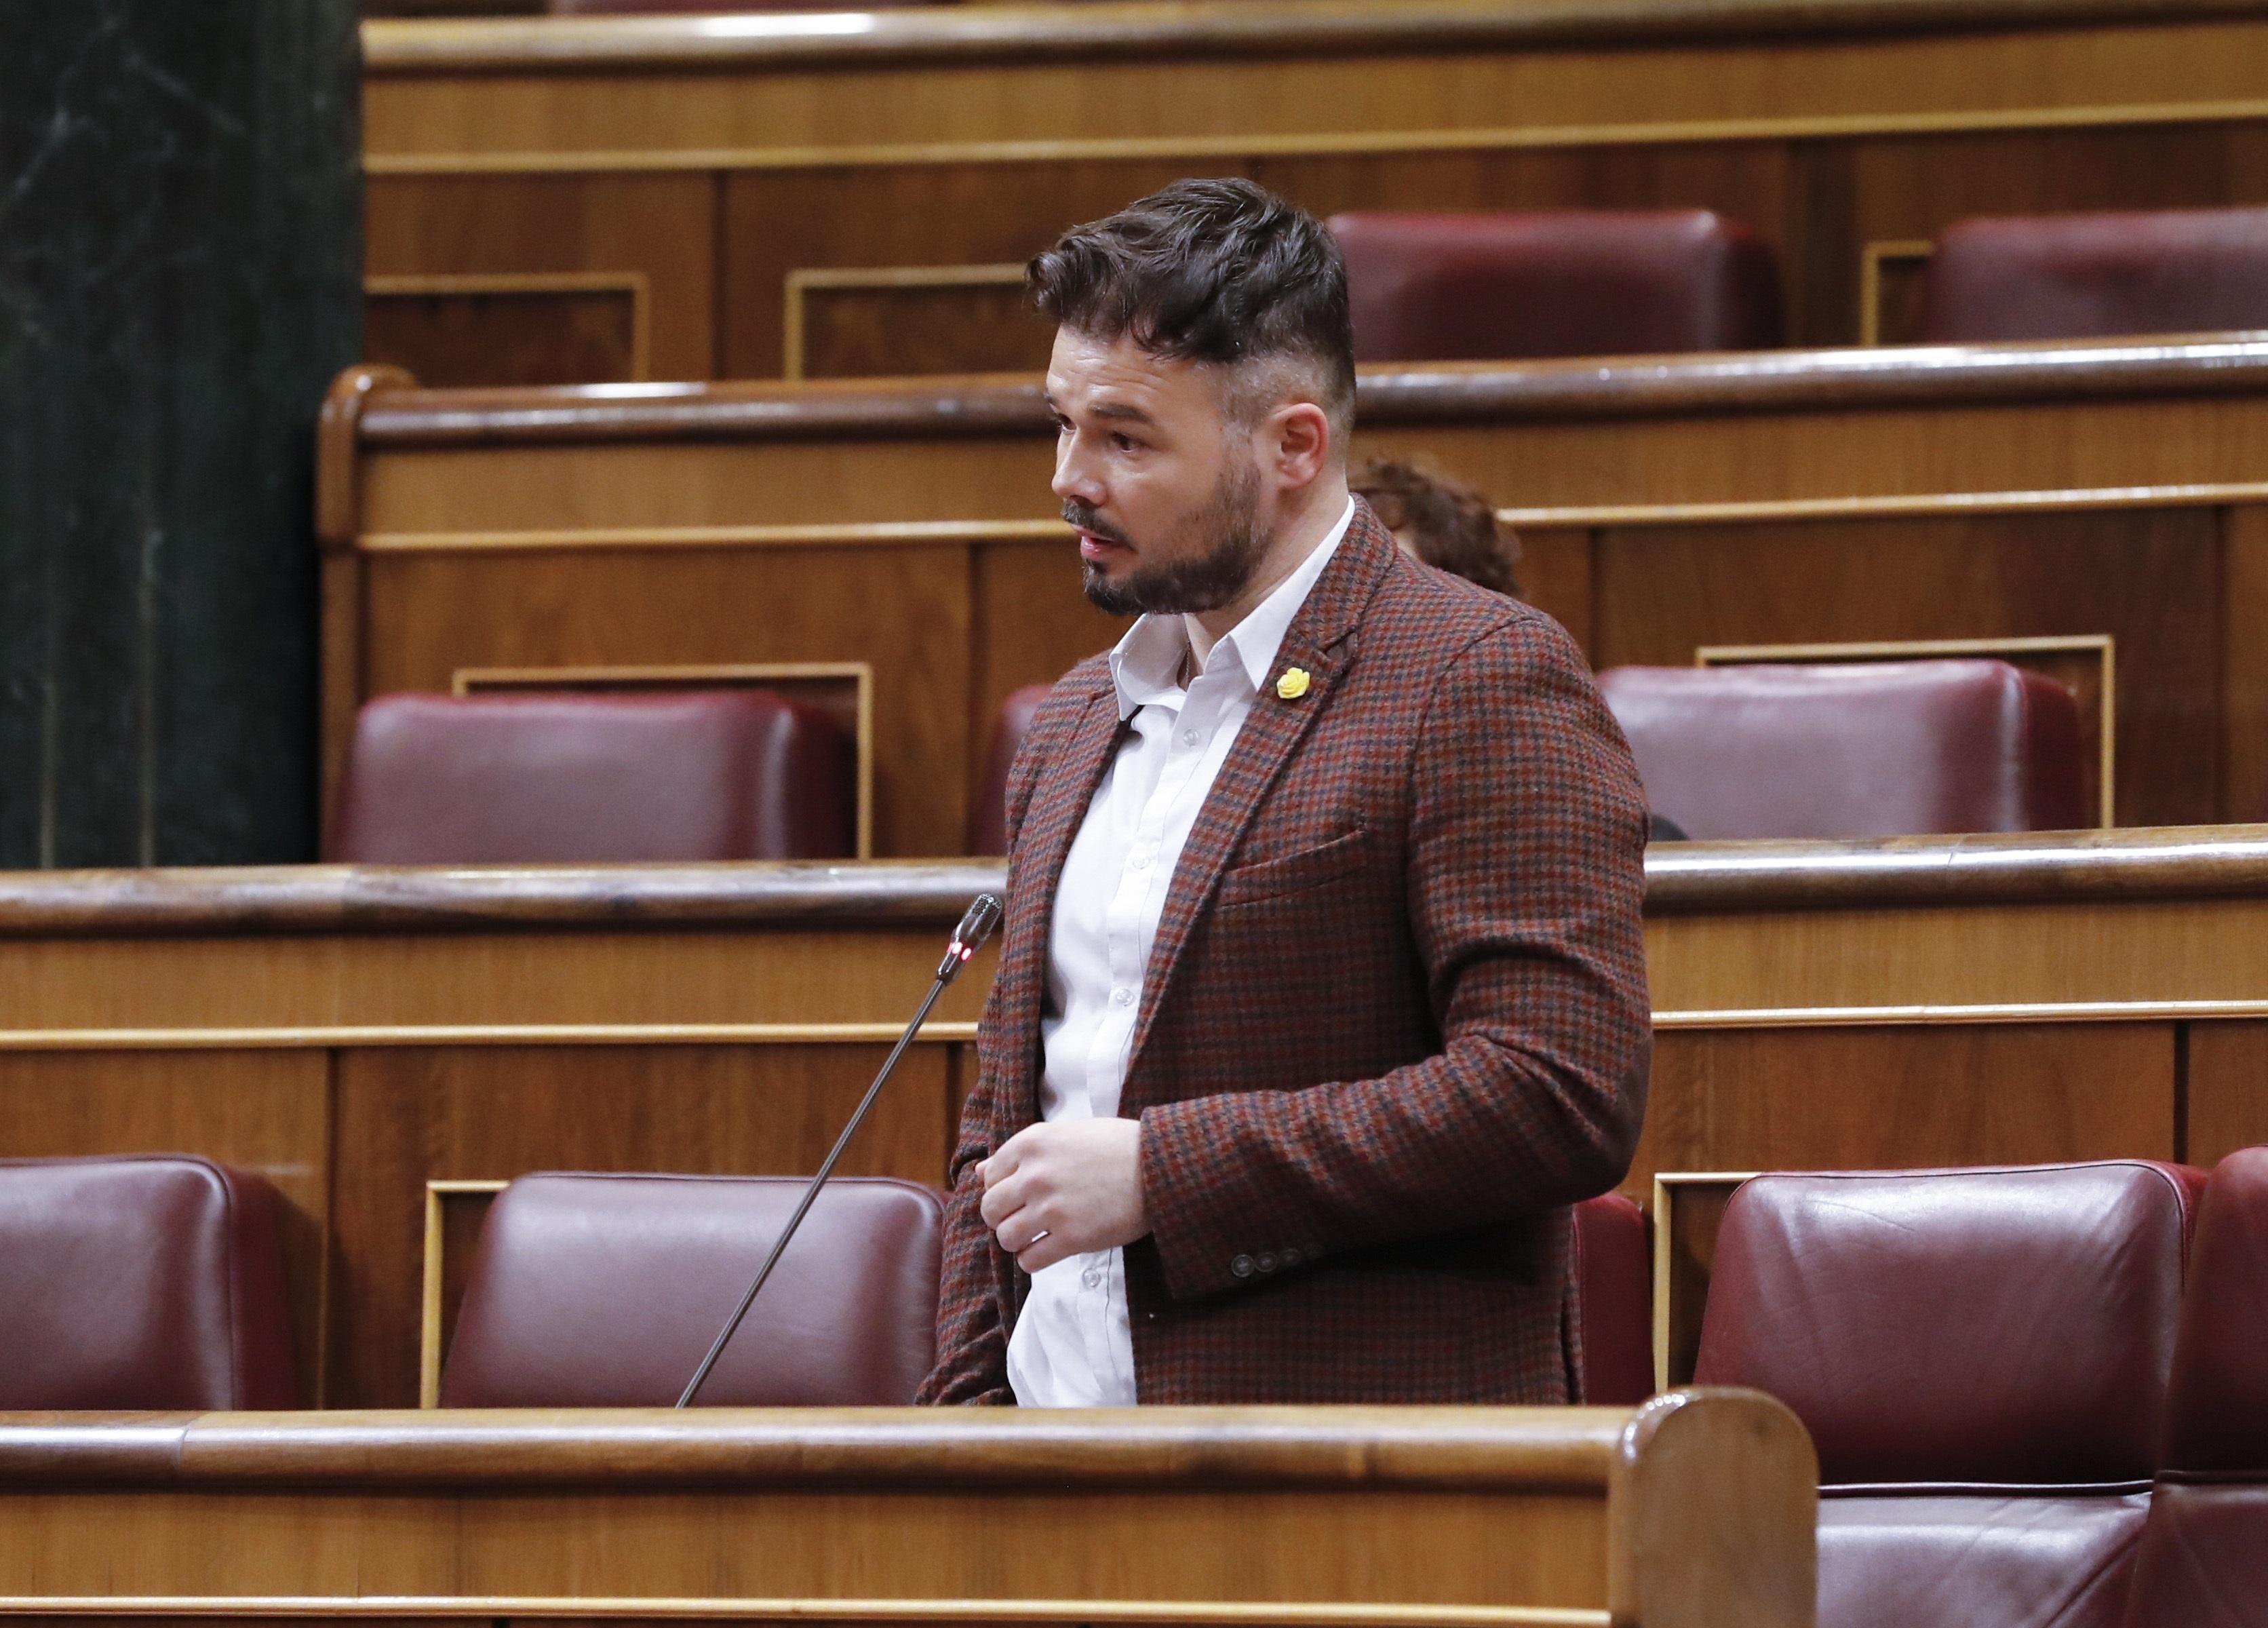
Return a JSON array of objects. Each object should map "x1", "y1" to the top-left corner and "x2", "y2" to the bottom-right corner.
[{"x1": 676, "y1": 893, "x2": 1004, "y2": 1409}]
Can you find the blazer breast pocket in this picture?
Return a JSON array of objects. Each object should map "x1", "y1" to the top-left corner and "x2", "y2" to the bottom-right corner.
[{"x1": 1213, "y1": 826, "x2": 1375, "y2": 910}]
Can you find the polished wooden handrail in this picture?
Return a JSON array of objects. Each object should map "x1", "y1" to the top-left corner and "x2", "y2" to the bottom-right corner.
[
  {"x1": 0, "y1": 827, "x2": 2266, "y2": 936},
  {"x1": 351, "y1": 338, "x2": 2268, "y2": 448},
  {"x1": 0, "y1": 1403, "x2": 1658, "y2": 1488},
  {"x1": 0, "y1": 861, "x2": 1002, "y2": 937},
  {"x1": 362, "y1": 0, "x2": 2268, "y2": 75}
]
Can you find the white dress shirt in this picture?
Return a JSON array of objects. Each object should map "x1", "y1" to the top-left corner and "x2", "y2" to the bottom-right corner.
[{"x1": 1006, "y1": 497, "x2": 1356, "y2": 1407}]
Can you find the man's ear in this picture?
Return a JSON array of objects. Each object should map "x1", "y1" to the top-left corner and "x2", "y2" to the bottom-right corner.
[{"x1": 1267, "y1": 401, "x2": 1333, "y2": 491}]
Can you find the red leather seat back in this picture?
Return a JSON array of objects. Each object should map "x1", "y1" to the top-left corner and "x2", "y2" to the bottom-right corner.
[
  {"x1": 965, "y1": 683, "x2": 1051, "y2": 857},
  {"x1": 2122, "y1": 1146, "x2": 2268, "y2": 1628},
  {"x1": 1327, "y1": 209, "x2": 1782, "y2": 363},
  {"x1": 1571, "y1": 1192, "x2": 1651, "y2": 1406},
  {"x1": 1698, "y1": 1163, "x2": 2202, "y2": 1628},
  {"x1": 0, "y1": 1156, "x2": 298, "y2": 1409},
  {"x1": 439, "y1": 1172, "x2": 944, "y2": 1406},
  {"x1": 1695, "y1": 1162, "x2": 2196, "y2": 1486},
  {"x1": 1596, "y1": 660, "x2": 2087, "y2": 839},
  {"x1": 1921, "y1": 207, "x2": 2268, "y2": 343},
  {"x1": 329, "y1": 690, "x2": 853, "y2": 864}
]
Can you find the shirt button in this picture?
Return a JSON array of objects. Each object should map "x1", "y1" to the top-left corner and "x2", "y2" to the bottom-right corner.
[
  {"x1": 1179, "y1": 729, "x2": 1199, "y2": 747},
  {"x1": 1112, "y1": 987, "x2": 1134, "y2": 1007},
  {"x1": 1081, "y1": 1265, "x2": 1104, "y2": 1290},
  {"x1": 1231, "y1": 1254, "x2": 1256, "y2": 1279},
  {"x1": 1129, "y1": 853, "x2": 1150, "y2": 870}
]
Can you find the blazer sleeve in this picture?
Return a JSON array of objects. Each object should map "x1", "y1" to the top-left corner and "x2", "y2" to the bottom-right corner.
[
  {"x1": 916, "y1": 695, "x2": 1065, "y2": 1405},
  {"x1": 1135, "y1": 613, "x2": 1653, "y2": 1301},
  {"x1": 914, "y1": 966, "x2": 1017, "y2": 1406}
]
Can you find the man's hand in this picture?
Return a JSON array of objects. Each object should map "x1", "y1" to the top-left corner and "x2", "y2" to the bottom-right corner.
[{"x1": 980, "y1": 1117, "x2": 1150, "y2": 1274}]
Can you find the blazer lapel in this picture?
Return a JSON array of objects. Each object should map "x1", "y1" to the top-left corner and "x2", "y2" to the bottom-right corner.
[
  {"x1": 988, "y1": 678, "x2": 1128, "y2": 1133},
  {"x1": 1120, "y1": 505, "x2": 1398, "y2": 1100}
]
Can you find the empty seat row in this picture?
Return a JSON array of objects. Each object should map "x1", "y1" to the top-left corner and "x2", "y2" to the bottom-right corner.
[
  {"x1": 1333, "y1": 204, "x2": 2268, "y2": 363},
  {"x1": 336, "y1": 657, "x2": 2085, "y2": 866},
  {"x1": 0, "y1": 1154, "x2": 1647, "y2": 1411},
  {"x1": 975, "y1": 657, "x2": 2087, "y2": 853}
]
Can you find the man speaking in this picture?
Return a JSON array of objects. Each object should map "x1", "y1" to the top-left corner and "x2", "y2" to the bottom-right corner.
[{"x1": 919, "y1": 179, "x2": 1651, "y2": 1407}]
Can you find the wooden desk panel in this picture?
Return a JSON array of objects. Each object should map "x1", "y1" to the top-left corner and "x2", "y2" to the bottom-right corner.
[
  {"x1": 328, "y1": 341, "x2": 2268, "y2": 851},
  {"x1": 0, "y1": 1403, "x2": 1818, "y2": 1628},
  {"x1": 358, "y1": 0, "x2": 2268, "y2": 383}
]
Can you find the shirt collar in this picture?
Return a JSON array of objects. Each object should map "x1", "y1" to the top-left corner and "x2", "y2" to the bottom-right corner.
[{"x1": 1108, "y1": 495, "x2": 1357, "y2": 720}]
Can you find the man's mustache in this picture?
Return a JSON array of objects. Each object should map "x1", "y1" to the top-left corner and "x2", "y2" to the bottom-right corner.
[{"x1": 1063, "y1": 503, "x2": 1135, "y2": 549}]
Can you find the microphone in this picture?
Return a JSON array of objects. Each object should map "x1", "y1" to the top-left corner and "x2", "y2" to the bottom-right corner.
[{"x1": 676, "y1": 893, "x2": 1004, "y2": 1408}]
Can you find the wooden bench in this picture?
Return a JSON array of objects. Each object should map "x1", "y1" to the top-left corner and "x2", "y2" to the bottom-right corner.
[
  {"x1": 325, "y1": 338, "x2": 2268, "y2": 853},
  {"x1": 0, "y1": 1401, "x2": 1816, "y2": 1628},
  {"x1": 361, "y1": 0, "x2": 2268, "y2": 385},
  {"x1": 3, "y1": 827, "x2": 2267, "y2": 1402}
]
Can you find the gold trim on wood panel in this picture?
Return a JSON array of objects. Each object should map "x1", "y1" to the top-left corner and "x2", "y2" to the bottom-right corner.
[
  {"x1": 1495, "y1": 483, "x2": 2268, "y2": 530},
  {"x1": 1694, "y1": 634, "x2": 2117, "y2": 827},
  {"x1": 0, "y1": 1004, "x2": 2254, "y2": 1053},
  {"x1": 1650, "y1": 1172, "x2": 1758, "y2": 1393},
  {"x1": 0, "y1": 1602, "x2": 1609, "y2": 1627},
  {"x1": 1858, "y1": 239, "x2": 1935, "y2": 347},
  {"x1": 1649, "y1": 1000, "x2": 2268, "y2": 1026},
  {"x1": 357, "y1": 95, "x2": 2268, "y2": 178},
  {"x1": 423, "y1": 1178, "x2": 510, "y2": 1406},
  {"x1": 783, "y1": 263, "x2": 1028, "y2": 381},
  {"x1": 364, "y1": 271, "x2": 654, "y2": 381},
  {"x1": 450, "y1": 661, "x2": 876, "y2": 858},
  {"x1": 359, "y1": 520, "x2": 1069, "y2": 554},
  {"x1": 357, "y1": 488, "x2": 2268, "y2": 561},
  {"x1": 0, "y1": 1023, "x2": 981, "y2": 1050}
]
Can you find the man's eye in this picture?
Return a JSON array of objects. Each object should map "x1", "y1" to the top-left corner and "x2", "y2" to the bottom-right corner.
[{"x1": 1111, "y1": 433, "x2": 1139, "y2": 452}]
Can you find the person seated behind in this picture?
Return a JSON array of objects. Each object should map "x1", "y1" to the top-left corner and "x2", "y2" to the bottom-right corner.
[
  {"x1": 1349, "y1": 457, "x2": 1523, "y2": 599},
  {"x1": 1350, "y1": 458, "x2": 1687, "y2": 841}
]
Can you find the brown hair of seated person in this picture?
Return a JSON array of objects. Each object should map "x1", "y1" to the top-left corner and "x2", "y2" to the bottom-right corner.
[{"x1": 1349, "y1": 457, "x2": 1523, "y2": 598}]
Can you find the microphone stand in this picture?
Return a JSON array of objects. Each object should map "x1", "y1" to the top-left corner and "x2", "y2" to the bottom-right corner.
[{"x1": 676, "y1": 893, "x2": 1003, "y2": 1408}]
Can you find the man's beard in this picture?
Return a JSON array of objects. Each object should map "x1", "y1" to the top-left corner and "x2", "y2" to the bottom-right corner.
[{"x1": 1070, "y1": 461, "x2": 1269, "y2": 617}]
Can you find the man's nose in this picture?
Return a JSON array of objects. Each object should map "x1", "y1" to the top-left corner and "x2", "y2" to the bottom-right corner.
[{"x1": 1053, "y1": 438, "x2": 1103, "y2": 507}]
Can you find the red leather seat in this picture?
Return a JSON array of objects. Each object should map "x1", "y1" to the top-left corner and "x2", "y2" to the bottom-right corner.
[
  {"x1": 1595, "y1": 660, "x2": 2086, "y2": 839},
  {"x1": 0, "y1": 1155, "x2": 298, "y2": 1409},
  {"x1": 2122, "y1": 1146, "x2": 2268, "y2": 1627},
  {"x1": 1921, "y1": 207, "x2": 2268, "y2": 343},
  {"x1": 439, "y1": 1172, "x2": 944, "y2": 1406},
  {"x1": 966, "y1": 682, "x2": 1050, "y2": 857},
  {"x1": 1696, "y1": 1163, "x2": 2206, "y2": 1628},
  {"x1": 329, "y1": 690, "x2": 854, "y2": 864},
  {"x1": 1327, "y1": 210, "x2": 1782, "y2": 363},
  {"x1": 1572, "y1": 1192, "x2": 1651, "y2": 1406}
]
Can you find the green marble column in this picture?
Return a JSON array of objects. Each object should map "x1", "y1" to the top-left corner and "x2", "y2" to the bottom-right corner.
[{"x1": 0, "y1": 2, "x2": 361, "y2": 866}]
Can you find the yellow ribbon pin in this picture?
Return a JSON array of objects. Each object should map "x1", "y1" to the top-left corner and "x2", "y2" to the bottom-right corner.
[{"x1": 1276, "y1": 666, "x2": 1312, "y2": 700}]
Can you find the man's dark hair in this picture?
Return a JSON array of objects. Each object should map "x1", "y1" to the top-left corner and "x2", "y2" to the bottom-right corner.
[{"x1": 1028, "y1": 178, "x2": 1356, "y2": 436}]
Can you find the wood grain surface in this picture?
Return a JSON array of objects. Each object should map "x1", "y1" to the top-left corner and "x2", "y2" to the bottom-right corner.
[
  {"x1": 0, "y1": 1395, "x2": 1818, "y2": 1628},
  {"x1": 358, "y1": 0, "x2": 2268, "y2": 381}
]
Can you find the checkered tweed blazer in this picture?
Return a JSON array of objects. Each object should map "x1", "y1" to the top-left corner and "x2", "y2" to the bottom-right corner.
[{"x1": 918, "y1": 502, "x2": 1651, "y2": 1406}]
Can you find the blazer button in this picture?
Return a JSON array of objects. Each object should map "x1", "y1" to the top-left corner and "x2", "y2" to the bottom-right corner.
[
  {"x1": 1255, "y1": 1251, "x2": 1278, "y2": 1273},
  {"x1": 1231, "y1": 1254, "x2": 1256, "y2": 1279},
  {"x1": 1279, "y1": 1246, "x2": 1302, "y2": 1268}
]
